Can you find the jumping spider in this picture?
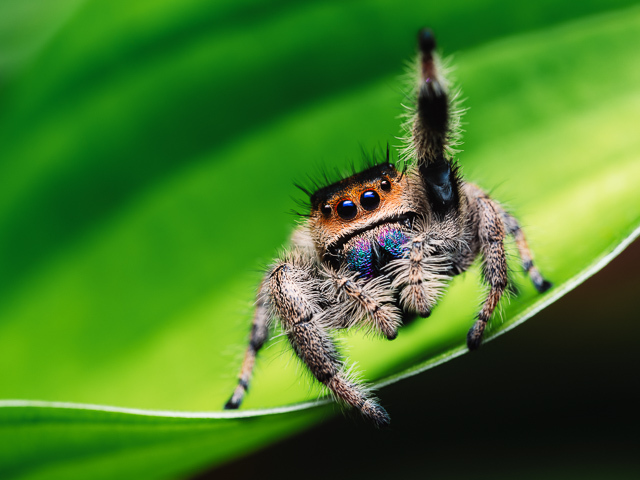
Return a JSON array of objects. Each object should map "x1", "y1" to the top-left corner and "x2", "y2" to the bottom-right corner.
[{"x1": 225, "y1": 29, "x2": 551, "y2": 426}]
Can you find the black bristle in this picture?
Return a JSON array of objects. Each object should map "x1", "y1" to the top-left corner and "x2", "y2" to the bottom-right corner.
[
  {"x1": 399, "y1": 157, "x2": 409, "y2": 181},
  {"x1": 349, "y1": 158, "x2": 358, "y2": 176},
  {"x1": 294, "y1": 183, "x2": 312, "y2": 196},
  {"x1": 290, "y1": 209, "x2": 310, "y2": 218},
  {"x1": 291, "y1": 195, "x2": 312, "y2": 216},
  {"x1": 291, "y1": 146, "x2": 399, "y2": 214}
]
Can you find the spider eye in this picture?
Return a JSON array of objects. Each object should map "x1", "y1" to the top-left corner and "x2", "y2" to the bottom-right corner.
[
  {"x1": 360, "y1": 190, "x2": 380, "y2": 211},
  {"x1": 337, "y1": 199, "x2": 357, "y2": 220},
  {"x1": 380, "y1": 179, "x2": 391, "y2": 192},
  {"x1": 321, "y1": 204, "x2": 332, "y2": 216}
]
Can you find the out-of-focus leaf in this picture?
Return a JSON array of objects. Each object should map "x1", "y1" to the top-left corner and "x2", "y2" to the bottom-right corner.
[
  {"x1": 1, "y1": 2, "x2": 639, "y2": 479},
  {"x1": 0, "y1": 0, "x2": 84, "y2": 78}
]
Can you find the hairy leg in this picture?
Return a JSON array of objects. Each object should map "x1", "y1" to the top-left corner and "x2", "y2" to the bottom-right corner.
[
  {"x1": 387, "y1": 233, "x2": 450, "y2": 318},
  {"x1": 463, "y1": 183, "x2": 552, "y2": 349},
  {"x1": 224, "y1": 281, "x2": 270, "y2": 410},
  {"x1": 499, "y1": 210, "x2": 552, "y2": 293},
  {"x1": 412, "y1": 29, "x2": 448, "y2": 165},
  {"x1": 329, "y1": 272, "x2": 402, "y2": 340},
  {"x1": 405, "y1": 29, "x2": 465, "y2": 223},
  {"x1": 467, "y1": 193, "x2": 508, "y2": 350},
  {"x1": 270, "y1": 260, "x2": 390, "y2": 427}
]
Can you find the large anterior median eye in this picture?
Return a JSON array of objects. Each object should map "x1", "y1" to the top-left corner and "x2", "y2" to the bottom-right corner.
[
  {"x1": 360, "y1": 190, "x2": 380, "y2": 211},
  {"x1": 337, "y1": 199, "x2": 357, "y2": 220}
]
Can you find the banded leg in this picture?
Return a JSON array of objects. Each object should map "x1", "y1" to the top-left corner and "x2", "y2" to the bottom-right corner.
[
  {"x1": 500, "y1": 210, "x2": 552, "y2": 293},
  {"x1": 224, "y1": 282, "x2": 270, "y2": 409},
  {"x1": 270, "y1": 262, "x2": 390, "y2": 427},
  {"x1": 288, "y1": 322, "x2": 389, "y2": 427},
  {"x1": 467, "y1": 195, "x2": 509, "y2": 350},
  {"x1": 331, "y1": 274, "x2": 401, "y2": 340},
  {"x1": 413, "y1": 28, "x2": 449, "y2": 165},
  {"x1": 408, "y1": 29, "x2": 464, "y2": 221}
]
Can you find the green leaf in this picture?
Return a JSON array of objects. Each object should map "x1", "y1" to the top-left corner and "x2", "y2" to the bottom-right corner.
[
  {"x1": 1, "y1": 1, "x2": 639, "y2": 479},
  {"x1": 0, "y1": 0, "x2": 84, "y2": 79}
]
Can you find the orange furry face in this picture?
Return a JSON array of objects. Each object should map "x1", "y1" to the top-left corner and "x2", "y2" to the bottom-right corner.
[{"x1": 309, "y1": 163, "x2": 413, "y2": 251}]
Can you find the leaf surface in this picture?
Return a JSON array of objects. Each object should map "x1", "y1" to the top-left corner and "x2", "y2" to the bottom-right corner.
[{"x1": 1, "y1": 2, "x2": 639, "y2": 479}]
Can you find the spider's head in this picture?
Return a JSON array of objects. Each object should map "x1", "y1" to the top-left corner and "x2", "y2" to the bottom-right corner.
[{"x1": 307, "y1": 163, "x2": 418, "y2": 260}]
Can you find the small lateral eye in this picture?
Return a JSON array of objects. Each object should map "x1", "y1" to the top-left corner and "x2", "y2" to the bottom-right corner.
[
  {"x1": 321, "y1": 204, "x2": 332, "y2": 216},
  {"x1": 380, "y1": 179, "x2": 391, "y2": 192},
  {"x1": 360, "y1": 190, "x2": 380, "y2": 211},
  {"x1": 337, "y1": 199, "x2": 358, "y2": 220}
]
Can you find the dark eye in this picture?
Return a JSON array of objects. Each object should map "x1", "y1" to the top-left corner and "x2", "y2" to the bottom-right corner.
[
  {"x1": 360, "y1": 190, "x2": 380, "y2": 211},
  {"x1": 380, "y1": 179, "x2": 391, "y2": 192},
  {"x1": 321, "y1": 204, "x2": 332, "y2": 216},
  {"x1": 336, "y1": 199, "x2": 358, "y2": 220}
]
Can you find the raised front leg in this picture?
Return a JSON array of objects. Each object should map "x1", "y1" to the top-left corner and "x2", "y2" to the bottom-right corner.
[{"x1": 406, "y1": 29, "x2": 465, "y2": 222}]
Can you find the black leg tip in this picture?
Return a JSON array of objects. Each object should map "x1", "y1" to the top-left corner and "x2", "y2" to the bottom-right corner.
[
  {"x1": 362, "y1": 400, "x2": 391, "y2": 428},
  {"x1": 386, "y1": 330, "x2": 398, "y2": 341},
  {"x1": 224, "y1": 398, "x2": 240, "y2": 410},
  {"x1": 535, "y1": 279, "x2": 552, "y2": 293},
  {"x1": 466, "y1": 325, "x2": 484, "y2": 351},
  {"x1": 418, "y1": 308, "x2": 431, "y2": 318},
  {"x1": 467, "y1": 337, "x2": 482, "y2": 351},
  {"x1": 374, "y1": 414, "x2": 391, "y2": 429},
  {"x1": 418, "y1": 28, "x2": 436, "y2": 54}
]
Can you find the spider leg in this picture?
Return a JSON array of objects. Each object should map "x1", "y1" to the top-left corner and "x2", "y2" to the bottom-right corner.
[
  {"x1": 499, "y1": 209, "x2": 552, "y2": 293},
  {"x1": 269, "y1": 259, "x2": 390, "y2": 427},
  {"x1": 224, "y1": 281, "x2": 270, "y2": 410},
  {"x1": 467, "y1": 193, "x2": 509, "y2": 351},
  {"x1": 408, "y1": 29, "x2": 465, "y2": 223},
  {"x1": 413, "y1": 29, "x2": 448, "y2": 167},
  {"x1": 387, "y1": 234, "x2": 450, "y2": 318},
  {"x1": 330, "y1": 273, "x2": 402, "y2": 340}
]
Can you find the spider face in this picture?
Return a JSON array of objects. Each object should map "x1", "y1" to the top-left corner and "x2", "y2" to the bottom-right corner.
[{"x1": 308, "y1": 163, "x2": 419, "y2": 265}]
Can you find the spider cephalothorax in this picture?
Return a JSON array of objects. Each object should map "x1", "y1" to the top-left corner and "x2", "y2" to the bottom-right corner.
[
  {"x1": 309, "y1": 162, "x2": 417, "y2": 275},
  {"x1": 224, "y1": 29, "x2": 551, "y2": 426}
]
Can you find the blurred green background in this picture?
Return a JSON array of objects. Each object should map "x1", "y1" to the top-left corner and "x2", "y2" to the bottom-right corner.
[{"x1": 0, "y1": 0, "x2": 639, "y2": 479}]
